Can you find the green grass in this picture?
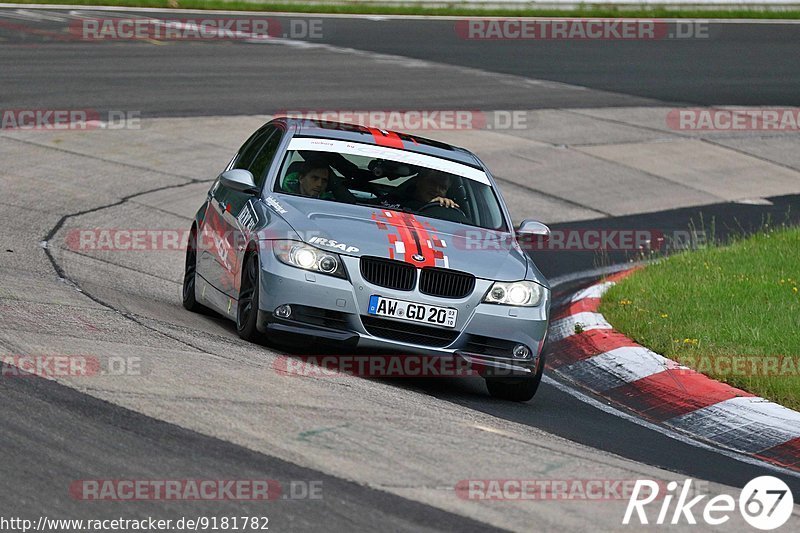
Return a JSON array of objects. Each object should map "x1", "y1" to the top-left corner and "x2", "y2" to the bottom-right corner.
[
  {"x1": 600, "y1": 226, "x2": 800, "y2": 410},
  {"x1": 10, "y1": 0, "x2": 800, "y2": 19}
]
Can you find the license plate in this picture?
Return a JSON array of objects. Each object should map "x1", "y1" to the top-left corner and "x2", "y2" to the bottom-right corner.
[{"x1": 368, "y1": 295, "x2": 457, "y2": 328}]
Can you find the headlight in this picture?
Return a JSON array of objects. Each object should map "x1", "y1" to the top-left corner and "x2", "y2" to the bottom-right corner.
[
  {"x1": 273, "y1": 240, "x2": 347, "y2": 279},
  {"x1": 483, "y1": 280, "x2": 544, "y2": 307}
]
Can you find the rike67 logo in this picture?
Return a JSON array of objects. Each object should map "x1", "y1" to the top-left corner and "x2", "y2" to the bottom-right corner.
[{"x1": 624, "y1": 476, "x2": 794, "y2": 530}]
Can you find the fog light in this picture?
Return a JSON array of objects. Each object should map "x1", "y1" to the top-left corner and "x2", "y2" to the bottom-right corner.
[
  {"x1": 512, "y1": 344, "x2": 530, "y2": 359},
  {"x1": 275, "y1": 304, "x2": 292, "y2": 319}
]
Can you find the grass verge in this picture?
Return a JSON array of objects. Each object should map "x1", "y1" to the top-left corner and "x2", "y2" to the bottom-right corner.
[
  {"x1": 600, "y1": 225, "x2": 800, "y2": 410},
  {"x1": 8, "y1": 0, "x2": 800, "y2": 19}
]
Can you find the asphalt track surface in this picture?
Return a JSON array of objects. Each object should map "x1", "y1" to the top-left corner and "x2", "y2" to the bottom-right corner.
[
  {"x1": 2, "y1": 7, "x2": 800, "y2": 531},
  {"x1": 1, "y1": 11, "x2": 800, "y2": 114}
]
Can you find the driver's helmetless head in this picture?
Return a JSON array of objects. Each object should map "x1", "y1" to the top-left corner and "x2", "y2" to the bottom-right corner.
[
  {"x1": 415, "y1": 168, "x2": 451, "y2": 203},
  {"x1": 298, "y1": 161, "x2": 331, "y2": 198}
]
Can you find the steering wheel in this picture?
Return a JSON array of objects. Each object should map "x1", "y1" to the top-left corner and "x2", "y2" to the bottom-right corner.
[{"x1": 416, "y1": 201, "x2": 468, "y2": 223}]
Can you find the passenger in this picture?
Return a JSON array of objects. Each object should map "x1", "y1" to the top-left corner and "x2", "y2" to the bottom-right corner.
[{"x1": 282, "y1": 160, "x2": 334, "y2": 199}]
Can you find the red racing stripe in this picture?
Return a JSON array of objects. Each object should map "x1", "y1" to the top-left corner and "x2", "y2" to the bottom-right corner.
[
  {"x1": 603, "y1": 369, "x2": 753, "y2": 422},
  {"x1": 402, "y1": 212, "x2": 437, "y2": 267},
  {"x1": 373, "y1": 210, "x2": 448, "y2": 267},
  {"x1": 380, "y1": 211, "x2": 418, "y2": 262},
  {"x1": 367, "y1": 127, "x2": 404, "y2": 149},
  {"x1": 371, "y1": 212, "x2": 388, "y2": 230}
]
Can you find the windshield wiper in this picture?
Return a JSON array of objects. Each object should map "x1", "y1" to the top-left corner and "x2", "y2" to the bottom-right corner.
[
  {"x1": 353, "y1": 201, "x2": 382, "y2": 209},
  {"x1": 351, "y1": 198, "x2": 427, "y2": 217}
]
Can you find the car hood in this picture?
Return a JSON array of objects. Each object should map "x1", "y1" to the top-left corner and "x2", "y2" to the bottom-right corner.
[{"x1": 264, "y1": 195, "x2": 530, "y2": 281}]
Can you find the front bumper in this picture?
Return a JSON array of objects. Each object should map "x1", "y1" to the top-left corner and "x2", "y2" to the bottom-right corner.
[{"x1": 256, "y1": 253, "x2": 549, "y2": 377}]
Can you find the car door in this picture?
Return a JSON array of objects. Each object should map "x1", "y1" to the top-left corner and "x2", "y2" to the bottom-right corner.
[{"x1": 201, "y1": 125, "x2": 283, "y2": 298}]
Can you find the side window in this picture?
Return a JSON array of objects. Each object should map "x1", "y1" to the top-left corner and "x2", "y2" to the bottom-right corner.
[
  {"x1": 274, "y1": 151, "x2": 306, "y2": 192},
  {"x1": 231, "y1": 126, "x2": 275, "y2": 172},
  {"x1": 249, "y1": 130, "x2": 283, "y2": 190}
]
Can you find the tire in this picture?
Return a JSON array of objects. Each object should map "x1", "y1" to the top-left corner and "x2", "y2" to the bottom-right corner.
[
  {"x1": 182, "y1": 226, "x2": 207, "y2": 313},
  {"x1": 485, "y1": 354, "x2": 544, "y2": 402},
  {"x1": 236, "y1": 252, "x2": 263, "y2": 343}
]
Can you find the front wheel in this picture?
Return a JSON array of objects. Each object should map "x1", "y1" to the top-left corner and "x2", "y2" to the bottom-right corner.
[
  {"x1": 236, "y1": 252, "x2": 264, "y2": 343},
  {"x1": 485, "y1": 355, "x2": 544, "y2": 402}
]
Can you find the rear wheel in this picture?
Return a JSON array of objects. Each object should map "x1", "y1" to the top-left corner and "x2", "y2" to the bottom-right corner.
[
  {"x1": 182, "y1": 226, "x2": 207, "y2": 313},
  {"x1": 236, "y1": 252, "x2": 263, "y2": 343},
  {"x1": 485, "y1": 354, "x2": 544, "y2": 402}
]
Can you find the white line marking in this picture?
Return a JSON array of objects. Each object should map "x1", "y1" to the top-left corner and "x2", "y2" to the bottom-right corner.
[
  {"x1": 67, "y1": 9, "x2": 153, "y2": 20},
  {"x1": 0, "y1": 9, "x2": 46, "y2": 20},
  {"x1": 14, "y1": 8, "x2": 68, "y2": 21},
  {"x1": 736, "y1": 197, "x2": 774, "y2": 205}
]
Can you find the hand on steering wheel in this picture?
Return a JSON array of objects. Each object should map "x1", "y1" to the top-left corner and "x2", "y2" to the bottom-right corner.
[
  {"x1": 417, "y1": 198, "x2": 467, "y2": 221},
  {"x1": 429, "y1": 196, "x2": 459, "y2": 209}
]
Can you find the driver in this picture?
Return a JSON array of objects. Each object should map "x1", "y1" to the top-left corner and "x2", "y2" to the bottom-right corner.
[
  {"x1": 282, "y1": 160, "x2": 334, "y2": 199},
  {"x1": 387, "y1": 168, "x2": 460, "y2": 211}
]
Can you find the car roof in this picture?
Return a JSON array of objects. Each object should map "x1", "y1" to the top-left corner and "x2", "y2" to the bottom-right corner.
[{"x1": 274, "y1": 117, "x2": 483, "y2": 169}]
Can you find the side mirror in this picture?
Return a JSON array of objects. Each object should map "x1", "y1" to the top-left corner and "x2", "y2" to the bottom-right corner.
[
  {"x1": 220, "y1": 169, "x2": 258, "y2": 194},
  {"x1": 517, "y1": 219, "x2": 550, "y2": 238},
  {"x1": 516, "y1": 219, "x2": 550, "y2": 253}
]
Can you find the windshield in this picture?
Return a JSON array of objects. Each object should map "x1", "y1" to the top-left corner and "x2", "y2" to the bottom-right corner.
[{"x1": 272, "y1": 137, "x2": 508, "y2": 231}]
